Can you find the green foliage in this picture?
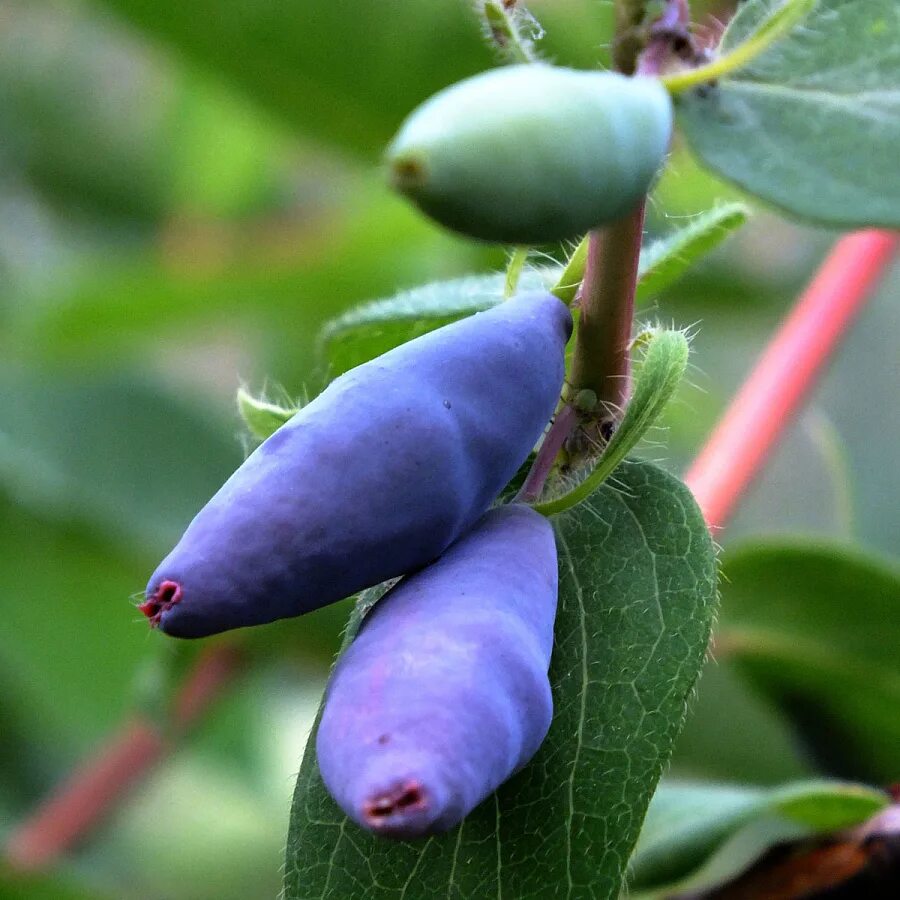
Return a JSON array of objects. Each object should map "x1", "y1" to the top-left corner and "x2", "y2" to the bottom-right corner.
[
  {"x1": 285, "y1": 460, "x2": 717, "y2": 900},
  {"x1": 8, "y1": 179, "x2": 488, "y2": 374},
  {"x1": 318, "y1": 268, "x2": 555, "y2": 376},
  {"x1": 0, "y1": 3, "x2": 172, "y2": 222},
  {"x1": 0, "y1": 367, "x2": 239, "y2": 550},
  {"x1": 669, "y1": 661, "x2": 817, "y2": 785},
  {"x1": 479, "y1": 1, "x2": 541, "y2": 64},
  {"x1": 663, "y1": 0, "x2": 818, "y2": 95},
  {"x1": 718, "y1": 539, "x2": 900, "y2": 781},
  {"x1": 0, "y1": 866, "x2": 113, "y2": 900},
  {"x1": 629, "y1": 778, "x2": 887, "y2": 896},
  {"x1": 555, "y1": 202, "x2": 748, "y2": 307},
  {"x1": 0, "y1": 496, "x2": 150, "y2": 755},
  {"x1": 636, "y1": 203, "x2": 749, "y2": 301},
  {"x1": 93, "y1": 0, "x2": 490, "y2": 156},
  {"x1": 678, "y1": 0, "x2": 900, "y2": 227},
  {"x1": 236, "y1": 387, "x2": 297, "y2": 442},
  {"x1": 0, "y1": 2, "x2": 287, "y2": 223},
  {"x1": 320, "y1": 205, "x2": 746, "y2": 379},
  {"x1": 92, "y1": 0, "x2": 613, "y2": 157}
]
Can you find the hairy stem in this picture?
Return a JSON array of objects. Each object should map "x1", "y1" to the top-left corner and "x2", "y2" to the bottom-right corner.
[
  {"x1": 568, "y1": 203, "x2": 646, "y2": 419},
  {"x1": 481, "y1": 1, "x2": 538, "y2": 63},
  {"x1": 515, "y1": 404, "x2": 579, "y2": 503},
  {"x1": 614, "y1": 0, "x2": 652, "y2": 73}
]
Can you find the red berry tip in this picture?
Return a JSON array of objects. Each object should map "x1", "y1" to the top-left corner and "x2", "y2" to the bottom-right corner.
[
  {"x1": 138, "y1": 580, "x2": 183, "y2": 627},
  {"x1": 363, "y1": 781, "x2": 428, "y2": 826}
]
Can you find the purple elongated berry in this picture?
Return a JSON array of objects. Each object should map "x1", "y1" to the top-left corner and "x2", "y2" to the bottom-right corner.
[
  {"x1": 142, "y1": 293, "x2": 571, "y2": 638},
  {"x1": 316, "y1": 503, "x2": 557, "y2": 839}
]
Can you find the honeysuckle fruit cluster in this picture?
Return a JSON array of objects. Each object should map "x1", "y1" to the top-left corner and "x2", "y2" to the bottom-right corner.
[{"x1": 141, "y1": 62, "x2": 673, "y2": 838}]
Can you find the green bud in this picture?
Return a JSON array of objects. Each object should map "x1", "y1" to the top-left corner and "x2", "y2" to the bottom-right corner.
[{"x1": 574, "y1": 389, "x2": 598, "y2": 413}]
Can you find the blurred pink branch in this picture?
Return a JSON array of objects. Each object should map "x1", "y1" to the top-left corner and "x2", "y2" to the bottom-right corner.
[
  {"x1": 4, "y1": 643, "x2": 244, "y2": 872},
  {"x1": 685, "y1": 230, "x2": 898, "y2": 530}
]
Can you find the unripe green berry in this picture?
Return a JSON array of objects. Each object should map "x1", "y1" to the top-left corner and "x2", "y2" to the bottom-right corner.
[{"x1": 386, "y1": 65, "x2": 673, "y2": 245}]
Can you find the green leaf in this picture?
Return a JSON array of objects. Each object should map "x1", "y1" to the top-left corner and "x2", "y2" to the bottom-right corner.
[
  {"x1": 284, "y1": 460, "x2": 717, "y2": 899},
  {"x1": 662, "y1": 0, "x2": 818, "y2": 95},
  {"x1": 0, "y1": 3, "x2": 286, "y2": 223},
  {"x1": 236, "y1": 386, "x2": 298, "y2": 442},
  {"x1": 635, "y1": 203, "x2": 749, "y2": 301},
  {"x1": 669, "y1": 661, "x2": 817, "y2": 785},
  {"x1": 718, "y1": 539, "x2": 900, "y2": 782},
  {"x1": 553, "y1": 203, "x2": 747, "y2": 309},
  {"x1": 534, "y1": 328, "x2": 690, "y2": 515},
  {"x1": 552, "y1": 235, "x2": 589, "y2": 304},
  {"x1": 678, "y1": 0, "x2": 900, "y2": 228},
  {"x1": 318, "y1": 267, "x2": 557, "y2": 377},
  {"x1": 0, "y1": 3, "x2": 172, "y2": 222},
  {"x1": 480, "y1": 1, "x2": 541, "y2": 64},
  {"x1": 629, "y1": 778, "x2": 887, "y2": 894}
]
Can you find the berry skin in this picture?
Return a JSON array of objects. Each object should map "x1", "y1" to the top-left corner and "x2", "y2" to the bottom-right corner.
[
  {"x1": 316, "y1": 503, "x2": 557, "y2": 839},
  {"x1": 386, "y1": 64, "x2": 673, "y2": 245},
  {"x1": 142, "y1": 292, "x2": 571, "y2": 638}
]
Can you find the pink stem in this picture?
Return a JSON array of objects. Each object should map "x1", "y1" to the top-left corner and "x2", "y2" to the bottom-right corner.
[
  {"x1": 4, "y1": 644, "x2": 245, "y2": 872},
  {"x1": 516, "y1": 404, "x2": 579, "y2": 503},
  {"x1": 685, "y1": 230, "x2": 898, "y2": 530}
]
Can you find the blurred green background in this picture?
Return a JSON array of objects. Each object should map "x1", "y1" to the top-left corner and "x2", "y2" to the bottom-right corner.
[{"x1": 0, "y1": 1, "x2": 896, "y2": 897}]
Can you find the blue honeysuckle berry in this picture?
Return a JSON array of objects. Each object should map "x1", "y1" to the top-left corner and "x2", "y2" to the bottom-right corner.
[
  {"x1": 141, "y1": 292, "x2": 571, "y2": 638},
  {"x1": 316, "y1": 503, "x2": 557, "y2": 839}
]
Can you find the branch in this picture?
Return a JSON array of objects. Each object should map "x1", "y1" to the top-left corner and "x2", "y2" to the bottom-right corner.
[
  {"x1": 4, "y1": 643, "x2": 245, "y2": 872},
  {"x1": 684, "y1": 230, "x2": 898, "y2": 530},
  {"x1": 516, "y1": 404, "x2": 579, "y2": 504},
  {"x1": 568, "y1": 205, "x2": 645, "y2": 418},
  {"x1": 613, "y1": 0, "x2": 653, "y2": 73}
]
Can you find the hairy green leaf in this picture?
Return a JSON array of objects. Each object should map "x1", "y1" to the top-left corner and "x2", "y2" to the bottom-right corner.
[
  {"x1": 319, "y1": 268, "x2": 557, "y2": 376},
  {"x1": 318, "y1": 204, "x2": 746, "y2": 378},
  {"x1": 636, "y1": 204, "x2": 749, "y2": 301},
  {"x1": 236, "y1": 386, "x2": 297, "y2": 442},
  {"x1": 284, "y1": 460, "x2": 717, "y2": 900},
  {"x1": 718, "y1": 539, "x2": 900, "y2": 782},
  {"x1": 678, "y1": 0, "x2": 900, "y2": 227},
  {"x1": 630, "y1": 778, "x2": 887, "y2": 895}
]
